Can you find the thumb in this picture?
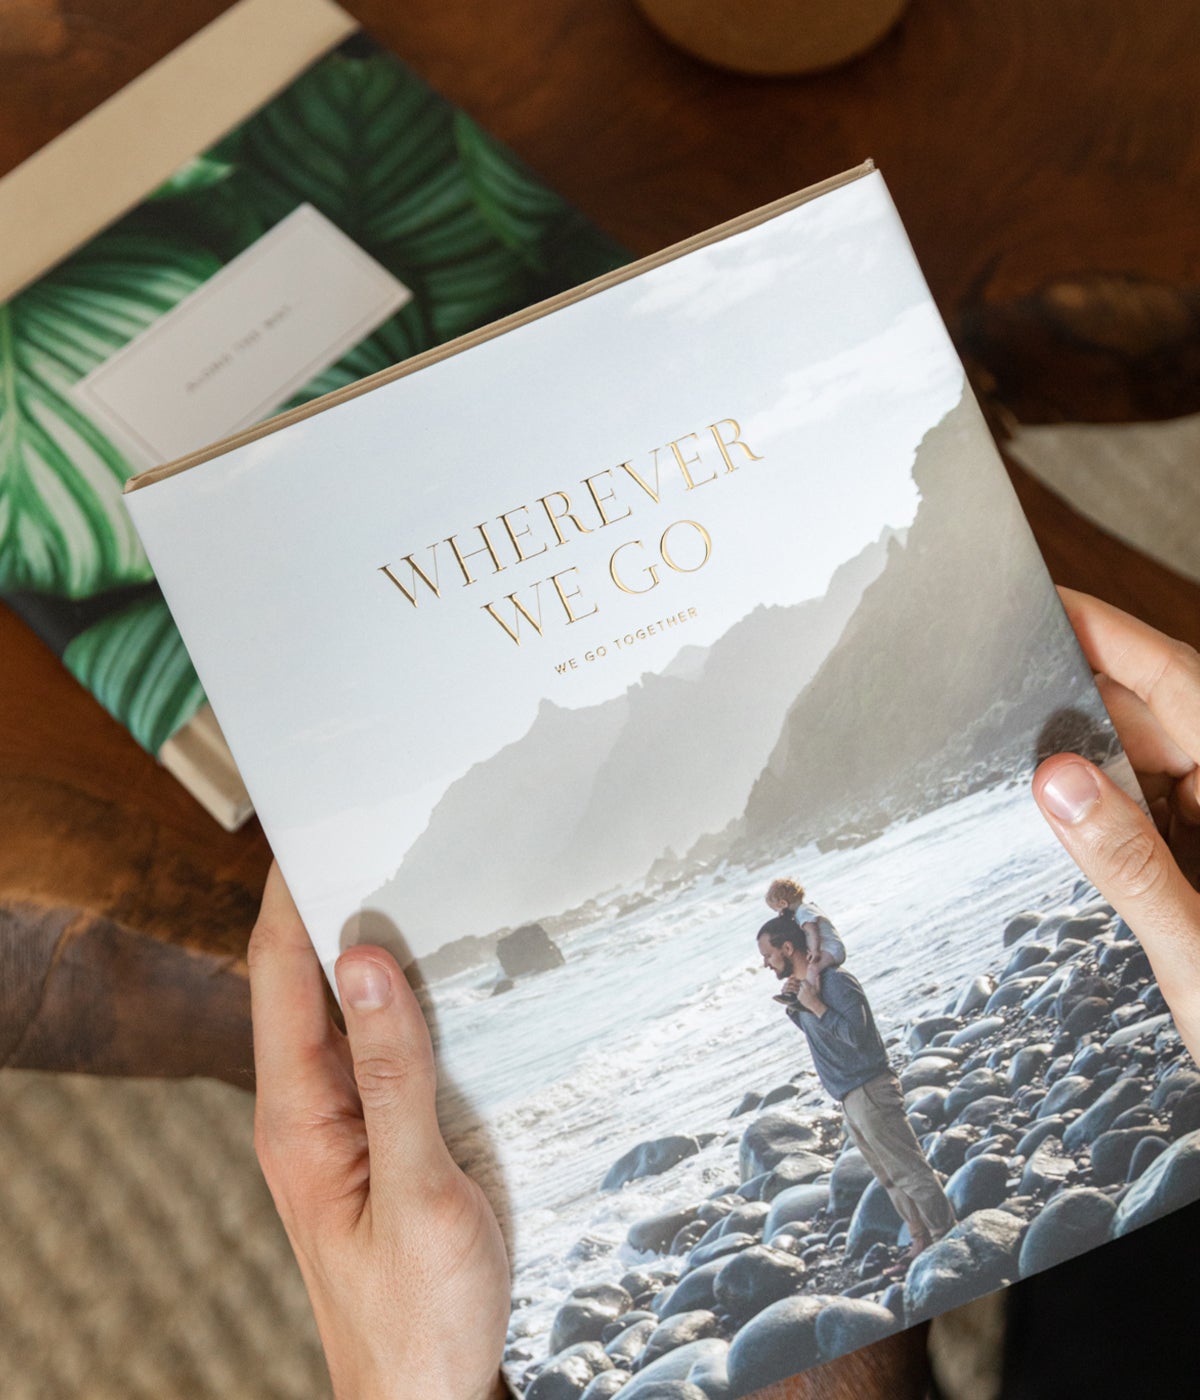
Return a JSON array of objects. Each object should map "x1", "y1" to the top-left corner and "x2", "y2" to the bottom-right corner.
[
  {"x1": 1033, "y1": 755, "x2": 1200, "y2": 1051},
  {"x1": 334, "y1": 947, "x2": 457, "y2": 1198}
]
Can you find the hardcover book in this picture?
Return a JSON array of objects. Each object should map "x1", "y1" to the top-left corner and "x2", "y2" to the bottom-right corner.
[
  {"x1": 0, "y1": 0, "x2": 624, "y2": 828},
  {"x1": 125, "y1": 163, "x2": 1200, "y2": 1397}
]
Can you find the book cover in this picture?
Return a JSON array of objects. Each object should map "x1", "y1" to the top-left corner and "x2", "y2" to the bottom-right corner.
[
  {"x1": 0, "y1": 0, "x2": 625, "y2": 829},
  {"x1": 125, "y1": 166, "x2": 1199, "y2": 1396}
]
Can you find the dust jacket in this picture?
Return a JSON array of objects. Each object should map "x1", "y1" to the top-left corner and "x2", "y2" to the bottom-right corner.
[
  {"x1": 0, "y1": 0, "x2": 623, "y2": 828},
  {"x1": 124, "y1": 165, "x2": 1200, "y2": 1397}
]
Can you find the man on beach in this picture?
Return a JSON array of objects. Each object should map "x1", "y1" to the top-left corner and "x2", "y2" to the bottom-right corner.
[{"x1": 756, "y1": 913, "x2": 956, "y2": 1267}]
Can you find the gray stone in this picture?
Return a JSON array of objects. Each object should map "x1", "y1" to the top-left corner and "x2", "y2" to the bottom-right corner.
[
  {"x1": 760, "y1": 1082, "x2": 801, "y2": 1108},
  {"x1": 629, "y1": 1207, "x2": 704, "y2": 1255},
  {"x1": 713, "y1": 1244, "x2": 808, "y2": 1324},
  {"x1": 985, "y1": 978, "x2": 1045, "y2": 1013},
  {"x1": 907, "y1": 1015, "x2": 960, "y2": 1052},
  {"x1": 1017, "y1": 1187, "x2": 1115, "y2": 1275},
  {"x1": 640, "y1": 1311, "x2": 720, "y2": 1368},
  {"x1": 763, "y1": 1183, "x2": 829, "y2": 1239},
  {"x1": 1014, "y1": 1117, "x2": 1067, "y2": 1158},
  {"x1": 686, "y1": 1233, "x2": 758, "y2": 1270},
  {"x1": 954, "y1": 975, "x2": 998, "y2": 1017},
  {"x1": 944, "y1": 1069, "x2": 1009, "y2": 1120},
  {"x1": 844, "y1": 1177, "x2": 903, "y2": 1259},
  {"x1": 527, "y1": 1342, "x2": 613, "y2": 1400},
  {"x1": 953, "y1": 1095, "x2": 1015, "y2": 1129},
  {"x1": 1035, "y1": 1075, "x2": 1102, "y2": 1120},
  {"x1": 725, "y1": 1295, "x2": 834, "y2": 1395},
  {"x1": 1062, "y1": 1077, "x2": 1147, "y2": 1151},
  {"x1": 1062, "y1": 996, "x2": 1111, "y2": 1039},
  {"x1": 738, "y1": 1110, "x2": 824, "y2": 1182},
  {"x1": 497, "y1": 922, "x2": 564, "y2": 977},
  {"x1": 1112, "y1": 1130, "x2": 1200, "y2": 1236},
  {"x1": 1149, "y1": 1069, "x2": 1200, "y2": 1113},
  {"x1": 551, "y1": 1285, "x2": 635, "y2": 1354},
  {"x1": 1128, "y1": 1136, "x2": 1170, "y2": 1181},
  {"x1": 1019, "y1": 1137, "x2": 1074, "y2": 1196},
  {"x1": 1004, "y1": 911, "x2": 1043, "y2": 946},
  {"x1": 1091, "y1": 1128, "x2": 1175, "y2": 1186},
  {"x1": 759, "y1": 1153, "x2": 834, "y2": 1200},
  {"x1": 828, "y1": 1148, "x2": 875, "y2": 1217},
  {"x1": 905, "y1": 1087, "x2": 951, "y2": 1126},
  {"x1": 1002, "y1": 940, "x2": 1053, "y2": 977},
  {"x1": 899, "y1": 1057, "x2": 959, "y2": 1092},
  {"x1": 604, "y1": 1318, "x2": 657, "y2": 1366},
  {"x1": 1104, "y1": 1014, "x2": 1172, "y2": 1051},
  {"x1": 1007, "y1": 1044, "x2": 1053, "y2": 1092},
  {"x1": 579, "y1": 1373, "x2": 631, "y2": 1400},
  {"x1": 902, "y1": 1210, "x2": 1024, "y2": 1323},
  {"x1": 928, "y1": 1125, "x2": 983, "y2": 1174},
  {"x1": 1170, "y1": 1088, "x2": 1200, "y2": 1139},
  {"x1": 948, "y1": 1017, "x2": 1006, "y2": 1049},
  {"x1": 944, "y1": 1154, "x2": 1010, "y2": 1216},
  {"x1": 730, "y1": 1091, "x2": 762, "y2": 1118},
  {"x1": 814, "y1": 1297, "x2": 899, "y2": 1362},
  {"x1": 617, "y1": 1340, "x2": 729, "y2": 1399},
  {"x1": 604, "y1": 1137, "x2": 703, "y2": 1191},
  {"x1": 656, "y1": 1259, "x2": 730, "y2": 1319}
]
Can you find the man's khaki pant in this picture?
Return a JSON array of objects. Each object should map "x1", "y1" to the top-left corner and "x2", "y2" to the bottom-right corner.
[{"x1": 842, "y1": 1071, "x2": 957, "y2": 1245}]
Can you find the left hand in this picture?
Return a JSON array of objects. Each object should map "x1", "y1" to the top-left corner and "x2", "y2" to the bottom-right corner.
[
  {"x1": 249, "y1": 864, "x2": 511, "y2": 1400},
  {"x1": 795, "y1": 981, "x2": 825, "y2": 1015}
]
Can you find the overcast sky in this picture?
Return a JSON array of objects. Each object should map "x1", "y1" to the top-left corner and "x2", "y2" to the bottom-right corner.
[{"x1": 132, "y1": 171, "x2": 967, "y2": 966}]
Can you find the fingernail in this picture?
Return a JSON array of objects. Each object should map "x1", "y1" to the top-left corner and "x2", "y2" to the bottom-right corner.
[
  {"x1": 337, "y1": 957, "x2": 391, "y2": 1012},
  {"x1": 1041, "y1": 761, "x2": 1102, "y2": 825}
]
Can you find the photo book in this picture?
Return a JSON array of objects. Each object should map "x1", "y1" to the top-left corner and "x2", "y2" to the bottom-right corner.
[
  {"x1": 0, "y1": 0, "x2": 624, "y2": 828},
  {"x1": 124, "y1": 159, "x2": 1200, "y2": 1398}
]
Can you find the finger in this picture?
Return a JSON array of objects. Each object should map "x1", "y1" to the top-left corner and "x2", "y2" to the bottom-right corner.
[
  {"x1": 1034, "y1": 755, "x2": 1200, "y2": 1054},
  {"x1": 1060, "y1": 589, "x2": 1200, "y2": 770},
  {"x1": 249, "y1": 863, "x2": 344, "y2": 1126},
  {"x1": 334, "y1": 946, "x2": 457, "y2": 1201}
]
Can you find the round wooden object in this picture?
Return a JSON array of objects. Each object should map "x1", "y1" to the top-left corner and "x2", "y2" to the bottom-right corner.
[{"x1": 633, "y1": 0, "x2": 911, "y2": 74}]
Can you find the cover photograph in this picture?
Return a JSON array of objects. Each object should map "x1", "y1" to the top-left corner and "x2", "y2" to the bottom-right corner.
[{"x1": 124, "y1": 167, "x2": 1200, "y2": 1396}]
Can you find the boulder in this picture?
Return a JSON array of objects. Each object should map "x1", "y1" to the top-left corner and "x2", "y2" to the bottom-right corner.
[
  {"x1": 686, "y1": 1233, "x2": 759, "y2": 1271},
  {"x1": 527, "y1": 1342, "x2": 612, "y2": 1400},
  {"x1": 1004, "y1": 911, "x2": 1043, "y2": 946},
  {"x1": 985, "y1": 978, "x2": 1045, "y2": 1013},
  {"x1": 1090, "y1": 1128, "x2": 1167, "y2": 1186},
  {"x1": 1035, "y1": 1075, "x2": 1102, "y2": 1120},
  {"x1": 944, "y1": 1154, "x2": 1010, "y2": 1216},
  {"x1": 899, "y1": 1057, "x2": 960, "y2": 1092},
  {"x1": 763, "y1": 1183, "x2": 829, "y2": 1239},
  {"x1": 903, "y1": 1210, "x2": 1024, "y2": 1322},
  {"x1": 928, "y1": 1126, "x2": 983, "y2": 1174},
  {"x1": 760, "y1": 1083, "x2": 801, "y2": 1109},
  {"x1": 953, "y1": 1095, "x2": 1016, "y2": 1131},
  {"x1": 814, "y1": 1297, "x2": 899, "y2": 1362},
  {"x1": 710, "y1": 1200, "x2": 771, "y2": 1240},
  {"x1": 907, "y1": 1015, "x2": 959, "y2": 1052},
  {"x1": 1019, "y1": 1136, "x2": 1074, "y2": 1196},
  {"x1": 1002, "y1": 940, "x2": 1053, "y2": 977},
  {"x1": 1170, "y1": 1088, "x2": 1200, "y2": 1139},
  {"x1": 1007, "y1": 1044, "x2": 1053, "y2": 1091},
  {"x1": 953, "y1": 975, "x2": 997, "y2": 1017},
  {"x1": 497, "y1": 922, "x2": 564, "y2": 978},
  {"x1": 604, "y1": 1137, "x2": 702, "y2": 1191},
  {"x1": 604, "y1": 1318, "x2": 657, "y2": 1367},
  {"x1": 1014, "y1": 1117, "x2": 1067, "y2": 1159},
  {"x1": 1150, "y1": 1069, "x2": 1200, "y2": 1113},
  {"x1": 550, "y1": 1286, "x2": 635, "y2": 1354},
  {"x1": 844, "y1": 1177, "x2": 904, "y2": 1259},
  {"x1": 579, "y1": 1375, "x2": 631, "y2": 1400},
  {"x1": 1112, "y1": 1130, "x2": 1200, "y2": 1236},
  {"x1": 1062, "y1": 997, "x2": 1111, "y2": 1039},
  {"x1": 640, "y1": 1311, "x2": 720, "y2": 1368},
  {"x1": 730, "y1": 1091, "x2": 762, "y2": 1118},
  {"x1": 629, "y1": 1207, "x2": 704, "y2": 1255},
  {"x1": 616, "y1": 1340, "x2": 729, "y2": 1399},
  {"x1": 1104, "y1": 1014, "x2": 1172, "y2": 1051},
  {"x1": 944, "y1": 1069, "x2": 1009, "y2": 1121},
  {"x1": 948, "y1": 1017, "x2": 1006, "y2": 1049},
  {"x1": 759, "y1": 1153, "x2": 834, "y2": 1200},
  {"x1": 725, "y1": 1295, "x2": 834, "y2": 1395},
  {"x1": 713, "y1": 1244, "x2": 808, "y2": 1323},
  {"x1": 1018, "y1": 1187, "x2": 1115, "y2": 1275},
  {"x1": 828, "y1": 1148, "x2": 875, "y2": 1217},
  {"x1": 1127, "y1": 1136, "x2": 1170, "y2": 1181},
  {"x1": 657, "y1": 1259, "x2": 731, "y2": 1319},
  {"x1": 738, "y1": 1110, "x2": 824, "y2": 1182},
  {"x1": 1062, "y1": 1078, "x2": 1147, "y2": 1152}
]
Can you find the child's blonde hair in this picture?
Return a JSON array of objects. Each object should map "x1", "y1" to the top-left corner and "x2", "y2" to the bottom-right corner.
[{"x1": 766, "y1": 877, "x2": 805, "y2": 908}]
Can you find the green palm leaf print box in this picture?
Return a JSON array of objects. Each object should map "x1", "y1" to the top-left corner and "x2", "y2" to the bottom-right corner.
[{"x1": 1, "y1": 22, "x2": 625, "y2": 822}]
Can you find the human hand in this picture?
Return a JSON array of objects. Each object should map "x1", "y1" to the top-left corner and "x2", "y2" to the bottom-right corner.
[
  {"x1": 249, "y1": 864, "x2": 510, "y2": 1400},
  {"x1": 782, "y1": 974, "x2": 803, "y2": 998},
  {"x1": 1033, "y1": 589, "x2": 1200, "y2": 1061},
  {"x1": 795, "y1": 981, "x2": 826, "y2": 1015}
]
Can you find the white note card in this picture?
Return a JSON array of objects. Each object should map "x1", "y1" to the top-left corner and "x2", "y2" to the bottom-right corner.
[{"x1": 73, "y1": 203, "x2": 412, "y2": 467}]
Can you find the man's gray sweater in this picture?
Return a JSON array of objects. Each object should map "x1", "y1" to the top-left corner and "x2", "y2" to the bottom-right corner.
[{"x1": 785, "y1": 966, "x2": 891, "y2": 1101}]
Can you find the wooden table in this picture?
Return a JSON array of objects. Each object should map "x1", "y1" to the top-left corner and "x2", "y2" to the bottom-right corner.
[{"x1": 3, "y1": 3, "x2": 1199, "y2": 1396}]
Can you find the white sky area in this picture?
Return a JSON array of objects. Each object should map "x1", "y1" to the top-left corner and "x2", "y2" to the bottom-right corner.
[{"x1": 129, "y1": 172, "x2": 966, "y2": 964}]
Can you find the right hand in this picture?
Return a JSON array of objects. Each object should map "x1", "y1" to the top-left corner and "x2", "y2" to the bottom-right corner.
[{"x1": 1033, "y1": 590, "x2": 1200, "y2": 1062}]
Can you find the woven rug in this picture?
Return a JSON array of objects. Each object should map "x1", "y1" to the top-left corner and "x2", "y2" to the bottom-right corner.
[{"x1": 0, "y1": 1070, "x2": 331, "y2": 1400}]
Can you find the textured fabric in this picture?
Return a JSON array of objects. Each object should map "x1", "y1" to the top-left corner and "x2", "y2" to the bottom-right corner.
[
  {"x1": 0, "y1": 1070, "x2": 331, "y2": 1400},
  {"x1": 843, "y1": 1070, "x2": 957, "y2": 1244},
  {"x1": 784, "y1": 966, "x2": 890, "y2": 1100}
]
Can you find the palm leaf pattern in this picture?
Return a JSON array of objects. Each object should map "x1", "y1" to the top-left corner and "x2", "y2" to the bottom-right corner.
[{"x1": 3, "y1": 42, "x2": 626, "y2": 752}]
